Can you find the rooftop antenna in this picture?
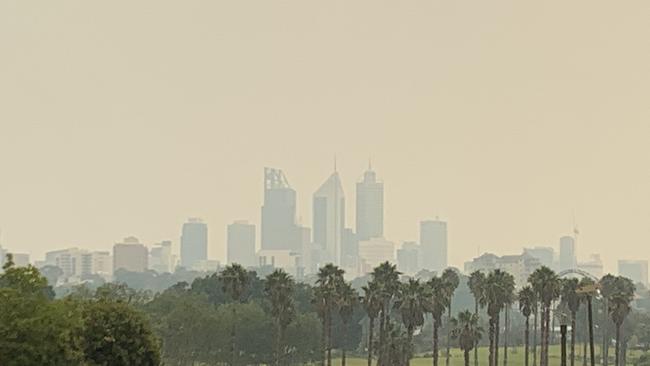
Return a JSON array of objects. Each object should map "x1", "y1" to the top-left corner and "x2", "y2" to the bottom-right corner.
[
  {"x1": 334, "y1": 155, "x2": 337, "y2": 173},
  {"x1": 368, "y1": 156, "x2": 372, "y2": 170}
]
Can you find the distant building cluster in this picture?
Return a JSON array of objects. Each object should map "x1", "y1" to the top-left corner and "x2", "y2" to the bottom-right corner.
[{"x1": 1, "y1": 166, "x2": 648, "y2": 288}]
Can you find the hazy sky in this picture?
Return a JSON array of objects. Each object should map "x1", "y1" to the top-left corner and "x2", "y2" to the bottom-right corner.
[{"x1": 1, "y1": 1, "x2": 649, "y2": 272}]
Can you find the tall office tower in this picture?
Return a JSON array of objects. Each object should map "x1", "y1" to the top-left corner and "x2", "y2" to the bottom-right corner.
[
  {"x1": 261, "y1": 168, "x2": 300, "y2": 251},
  {"x1": 618, "y1": 260, "x2": 648, "y2": 286},
  {"x1": 150, "y1": 241, "x2": 174, "y2": 273},
  {"x1": 313, "y1": 170, "x2": 345, "y2": 265},
  {"x1": 397, "y1": 242, "x2": 420, "y2": 275},
  {"x1": 227, "y1": 221, "x2": 257, "y2": 268},
  {"x1": 180, "y1": 218, "x2": 208, "y2": 269},
  {"x1": 356, "y1": 164, "x2": 384, "y2": 241},
  {"x1": 358, "y1": 237, "x2": 395, "y2": 274},
  {"x1": 523, "y1": 246, "x2": 555, "y2": 268},
  {"x1": 420, "y1": 219, "x2": 448, "y2": 273},
  {"x1": 559, "y1": 235, "x2": 577, "y2": 271},
  {"x1": 113, "y1": 237, "x2": 148, "y2": 273}
]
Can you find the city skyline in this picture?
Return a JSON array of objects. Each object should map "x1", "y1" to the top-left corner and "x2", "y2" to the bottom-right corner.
[
  {"x1": 2, "y1": 1, "x2": 650, "y2": 274},
  {"x1": 0, "y1": 164, "x2": 627, "y2": 275}
]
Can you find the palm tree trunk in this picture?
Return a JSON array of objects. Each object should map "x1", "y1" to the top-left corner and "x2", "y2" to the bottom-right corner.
[
  {"x1": 368, "y1": 317, "x2": 375, "y2": 366},
  {"x1": 504, "y1": 305, "x2": 509, "y2": 366},
  {"x1": 614, "y1": 324, "x2": 620, "y2": 366},
  {"x1": 327, "y1": 310, "x2": 332, "y2": 366},
  {"x1": 231, "y1": 306, "x2": 237, "y2": 366},
  {"x1": 540, "y1": 305, "x2": 546, "y2": 366},
  {"x1": 407, "y1": 325, "x2": 414, "y2": 366},
  {"x1": 571, "y1": 311, "x2": 576, "y2": 366},
  {"x1": 379, "y1": 307, "x2": 386, "y2": 366},
  {"x1": 525, "y1": 316, "x2": 530, "y2": 366},
  {"x1": 495, "y1": 312, "x2": 500, "y2": 366},
  {"x1": 321, "y1": 315, "x2": 327, "y2": 366},
  {"x1": 475, "y1": 300, "x2": 479, "y2": 366},
  {"x1": 489, "y1": 316, "x2": 495, "y2": 366},
  {"x1": 275, "y1": 321, "x2": 282, "y2": 366},
  {"x1": 545, "y1": 304, "x2": 552, "y2": 366},
  {"x1": 602, "y1": 299, "x2": 609, "y2": 366},
  {"x1": 342, "y1": 320, "x2": 349, "y2": 366},
  {"x1": 465, "y1": 349, "x2": 470, "y2": 366},
  {"x1": 533, "y1": 306, "x2": 538, "y2": 366},
  {"x1": 434, "y1": 318, "x2": 440, "y2": 366},
  {"x1": 447, "y1": 307, "x2": 452, "y2": 366}
]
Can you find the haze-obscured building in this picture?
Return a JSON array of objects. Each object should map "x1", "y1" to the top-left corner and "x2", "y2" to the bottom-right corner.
[
  {"x1": 180, "y1": 218, "x2": 208, "y2": 269},
  {"x1": 356, "y1": 165, "x2": 383, "y2": 241},
  {"x1": 559, "y1": 236, "x2": 577, "y2": 271},
  {"x1": 313, "y1": 170, "x2": 345, "y2": 265},
  {"x1": 397, "y1": 241, "x2": 420, "y2": 275},
  {"x1": 523, "y1": 246, "x2": 555, "y2": 269},
  {"x1": 358, "y1": 237, "x2": 395, "y2": 274},
  {"x1": 149, "y1": 240, "x2": 175, "y2": 273},
  {"x1": 113, "y1": 237, "x2": 148, "y2": 273},
  {"x1": 464, "y1": 252, "x2": 541, "y2": 288},
  {"x1": 227, "y1": 221, "x2": 257, "y2": 268},
  {"x1": 619, "y1": 260, "x2": 648, "y2": 286},
  {"x1": 261, "y1": 168, "x2": 301, "y2": 252},
  {"x1": 578, "y1": 254, "x2": 604, "y2": 279},
  {"x1": 420, "y1": 219, "x2": 447, "y2": 272}
]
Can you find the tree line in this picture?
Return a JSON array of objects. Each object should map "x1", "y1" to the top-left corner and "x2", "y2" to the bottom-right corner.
[{"x1": 1, "y1": 252, "x2": 647, "y2": 366}]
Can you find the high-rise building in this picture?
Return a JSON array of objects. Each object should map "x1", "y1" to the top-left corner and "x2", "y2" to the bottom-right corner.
[
  {"x1": 358, "y1": 237, "x2": 395, "y2": 274},
  {"x1": 523, "y1": 246, "x2": 555, "y2": 269},
  {"x1": 150, "y1": 241, "x2": 175, "y2": 273},
  {"x1": 180, "y1": 218, "x2": 208, "y2": 269},
  {"x1": 261, "y1": 168, "x2": 300, "y2": 251},
  {"x1": 341, "y1": 228, "x2": 359, "y2": 270},
  {"x1": 420, "y1": 220, "x2": 448, "y2": 272},
  {"x1": 397, "y1": 242, "x2": 420, "y2": 275},
  {"x1": 618, "y1": 260, "x2": 648, "y2": 286},
  {"x1": 356, "y1": 165, "x2": 383, "y2": 241},
  {"x1": 559, "y1": 236, "x2": 577, "y2": 271},
  {"x1": 45, "y1": 248, "x2": 111, "y2": 280},
  {"x1": 113, "y1": 236, "x2": 148, "y2": 273},
  {"x1": 313, "y1": 171, "x2": 345, "y2": 265},
  {"x1": 227, "y1": 221, "x2": 257, "y2": 268}
]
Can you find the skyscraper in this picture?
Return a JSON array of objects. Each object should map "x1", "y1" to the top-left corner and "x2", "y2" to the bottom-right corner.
[
  {"x1": 180, "y1": 218, "x2": 208, "y2": 269},
  {"x1": 420, "y1": 219, "x2": 448, "y2": 273},
  {"x1": 113, "y1": 236, "x2": 148, "y2": 273},
  {"x1": 397, "y1": 242, "x2": 420, "y2": 275},
  {"x1": 356, "y1": 164, "x2": 383, "y2": 241},
  {"x1": 261, "y1": 168, "x2": 300, "y2": 251},
  {"x1": 313, "y1": 170, "x2": 345, "y2": 265},
  {"x1": 149, "y1": 241, "x2": 175, "y2": 273},
  {"x1": 227, "y1": 221, "x2": 256, "y2": 268},
  {"x1": 559, "y1": 235, "x2": 577, "y2": 271}
]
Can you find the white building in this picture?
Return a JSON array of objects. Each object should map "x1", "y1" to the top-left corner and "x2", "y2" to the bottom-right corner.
[
  {"x1": 257, "y1": 249, "x2": 304, "y2": 278},
  {"x1": 358, "y1": 237, "x2": 395, "y2": 274}
]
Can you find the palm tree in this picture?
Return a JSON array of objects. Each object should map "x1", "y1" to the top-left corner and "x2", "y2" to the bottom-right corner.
[
  {"x1": 396, "y1": 278, "x2": 431, "y2": 366},
  {"x1": 362, "y1": 282, "x2": 382, "y2": 366},
  {"x1": 577, "y1": 277, "x2": 595, "y2": 366},
  {"x1": 264, "y1": 269, "x2": 296, "y2": 366},
  {"x1": 428, "y1": 275, "x2": 448, "y2": 366},
  {"x1": 607, "y1": 276, "x2": 635, "y2": 366},
  {"x1": 485, "y1": 269, "x2": 515, "y2": 366},
  {"x1": 442, "y1": 268, "x2": 460, "y2": 366},
  {"x1": 218, "y1": 264, "x2": 250, "y2": 366},
  {"x1": 519, "y1": 286, "x2": 535, "y2": 366},
  {"x1": 528, "y1": 266, "x2": 561, "y2": 366},
  {"x1": 451, "y1": 310, "x2": 483, "y2": 366},
  {"x1": 337, "y1": 281, "x2": 358, "y2": 366},
  {"x1": 600, "y1": 274, "x2": 617, "y2": 366},
  {"x1": 372, "y1": 262, "x2": 401, "y2": 366},
  {"x1": 314, "y1": 263, "x2": 345, "y2": 366},
  {"x1": 561, "y1": 278, "x2": 581, "y2": 366},
  {"x1": 503, "y1": 291, "x2": 515, "y2": 366},
  {"x1": 468, "y1": 271, "x2": 487, "y2": 366}
]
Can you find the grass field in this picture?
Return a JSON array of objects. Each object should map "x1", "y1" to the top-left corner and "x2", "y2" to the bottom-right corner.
[{"x1": 323, "y1": 345, "x2": 644, "y2": 366}]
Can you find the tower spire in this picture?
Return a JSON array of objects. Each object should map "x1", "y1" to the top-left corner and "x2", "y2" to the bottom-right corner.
[
  {"x1": 334, "y1": 155, "x2": 337, "y2": 172},
  {"x1": 368, "y1": 157, "x2": 372, "y2": 171}
]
